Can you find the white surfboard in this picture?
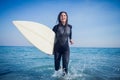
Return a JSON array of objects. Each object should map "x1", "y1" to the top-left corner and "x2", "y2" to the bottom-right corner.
[{"x1": 13, "y1": 21, "x2": 55, "y2": 55}]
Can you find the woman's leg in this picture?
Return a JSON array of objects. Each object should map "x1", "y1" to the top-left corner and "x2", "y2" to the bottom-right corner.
[
  {"x1": 54, "y1": 52, "x2": 62, "y2": 71},
  {"x1": 62, "y1": 50, "x2": 70, "y2": 74}
]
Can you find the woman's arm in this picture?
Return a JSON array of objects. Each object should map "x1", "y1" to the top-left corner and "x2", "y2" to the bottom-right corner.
[{"x1": 69, "y1": 25, "x2": 74, "y2": 45}]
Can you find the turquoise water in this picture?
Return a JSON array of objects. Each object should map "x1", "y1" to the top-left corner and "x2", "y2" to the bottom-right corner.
[{"x1": 0, "y1": 46, "x2": 120, "y2": 80}]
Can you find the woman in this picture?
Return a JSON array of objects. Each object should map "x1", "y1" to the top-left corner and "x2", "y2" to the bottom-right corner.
[{"x1": 53, "y1": 11, "x2": 74, "y2": 76}]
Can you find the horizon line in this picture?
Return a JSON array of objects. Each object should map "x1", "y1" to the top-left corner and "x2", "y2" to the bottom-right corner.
[{"x1": 0, "y1": 45, "x2": 120, "y2": 48}]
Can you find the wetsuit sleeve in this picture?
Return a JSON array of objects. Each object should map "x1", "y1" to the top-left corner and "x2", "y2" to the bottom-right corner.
[
  {"x1": 52, "y1": 25, "x2": 57, "y2": 33},
  {"x1": 69, "y1": 25, "x2": 72, "y2": 40}
]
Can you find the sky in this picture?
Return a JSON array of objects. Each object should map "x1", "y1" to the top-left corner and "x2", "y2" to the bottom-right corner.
[{"x1": 0, "y1": 0, "x2": 120, "y2": 47}]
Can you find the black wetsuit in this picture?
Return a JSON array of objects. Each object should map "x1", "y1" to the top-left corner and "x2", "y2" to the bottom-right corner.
[{"x1": 53, "y1": 24, "x2": 72, "y2": 74}]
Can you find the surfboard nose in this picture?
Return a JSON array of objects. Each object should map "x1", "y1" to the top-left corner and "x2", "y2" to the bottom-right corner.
[
  {"x1": 13, "y1": 21, "x2": 22, "y2": 26},
  {"x1": 13, "y1": 21, "x2": 20, "y2": 24}
]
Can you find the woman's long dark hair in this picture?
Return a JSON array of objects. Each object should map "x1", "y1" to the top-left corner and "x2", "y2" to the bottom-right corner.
[{"x1": 57, "y1": 11, "x2": 68, "y2": 26}]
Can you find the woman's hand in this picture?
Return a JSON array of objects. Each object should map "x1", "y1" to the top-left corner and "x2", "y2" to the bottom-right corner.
[{"x1": 70, "y1": 39, "x2": 74, "y2": 45}]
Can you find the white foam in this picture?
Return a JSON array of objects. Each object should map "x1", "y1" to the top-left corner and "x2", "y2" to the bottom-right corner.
[
  {"x1": 52, "y1": 68, "x2": 84, "y2": 80},
  {"x1": 52, "y1": 68, "x2": 63, "y2": 78}
]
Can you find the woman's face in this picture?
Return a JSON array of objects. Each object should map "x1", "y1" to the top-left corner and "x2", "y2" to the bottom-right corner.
[{"x1": 60, "y1": 13, "x2": 67, "y2": 23}]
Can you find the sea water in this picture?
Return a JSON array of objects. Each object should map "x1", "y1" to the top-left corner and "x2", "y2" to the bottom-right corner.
[{"x1": 0, "y1": 46, "x2": 120, "y2": 80}]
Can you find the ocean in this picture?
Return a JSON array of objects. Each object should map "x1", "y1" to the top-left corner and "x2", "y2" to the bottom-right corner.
[{"x1": 0, "y1": 46, "x2": 120, "y2": 80}]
